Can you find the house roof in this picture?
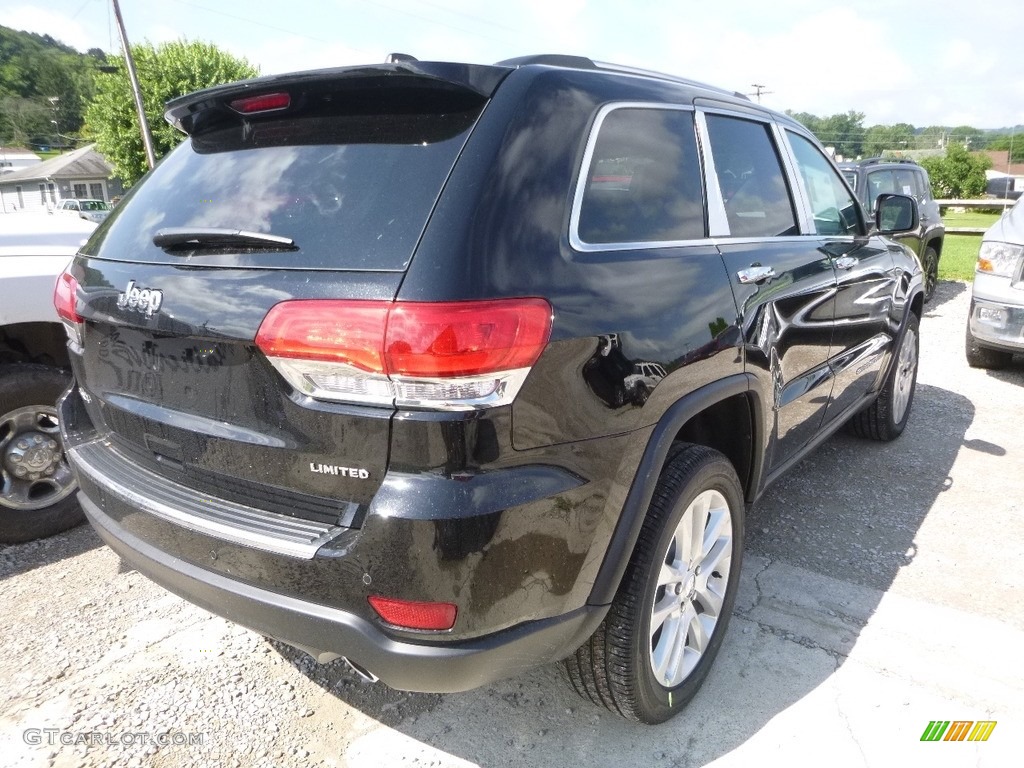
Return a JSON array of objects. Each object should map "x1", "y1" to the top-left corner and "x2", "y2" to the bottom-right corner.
[
  {"x1": 978, "y1": 150, "x2": 1024, "y2": 177},
  {"x1": 0, "y1": 144, "x2": 113, "y2": 184}
]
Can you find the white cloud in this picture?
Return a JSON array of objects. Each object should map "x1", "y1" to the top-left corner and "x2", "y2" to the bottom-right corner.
[{"x1": 3, "y1": 6, "x2": 97, "y2": 52}]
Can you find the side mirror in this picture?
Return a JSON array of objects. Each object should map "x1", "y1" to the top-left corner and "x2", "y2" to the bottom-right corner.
[{"x1": 875, "y1": 193, "x2": 919, "y2": 234}]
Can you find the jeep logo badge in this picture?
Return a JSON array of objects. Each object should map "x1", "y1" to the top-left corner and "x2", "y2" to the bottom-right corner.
[{"x1": 116, "y1": 280, "x2": 164, "y2": 317}]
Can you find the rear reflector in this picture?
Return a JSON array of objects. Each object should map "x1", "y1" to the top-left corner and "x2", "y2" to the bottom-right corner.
[
  {"x1": 54, "y1": 270, "x2": 82, "y2": 324},
  {"x1": 255, "y1": 298, "x2": 552, "y2": 410},
  {"x1": 368, "y1": 595, "x2": 457, "y2": 631},
  {"x1": 229, "y1": 92, "x2": 291, "y2": 114}
]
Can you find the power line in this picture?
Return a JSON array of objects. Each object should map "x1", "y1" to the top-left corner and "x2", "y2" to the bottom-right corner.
[{"x1": 748, "y1": 84, "x2": 772, "y2": 103}]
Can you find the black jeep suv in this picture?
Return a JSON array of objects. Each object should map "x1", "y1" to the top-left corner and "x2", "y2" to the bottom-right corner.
[
  {"x1": 56, "y1": 55, "x2": 923, "y2": 723},
  {"x1": 839, "y1": 157, "x2": 944, "y2": 301}
]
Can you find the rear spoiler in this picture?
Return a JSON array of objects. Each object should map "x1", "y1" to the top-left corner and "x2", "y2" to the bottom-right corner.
[{"x1": 164, "y1": 60, "x2": 513, "y2": 135}]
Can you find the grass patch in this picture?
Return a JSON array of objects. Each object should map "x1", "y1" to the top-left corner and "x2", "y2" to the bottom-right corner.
[
  {"x1": 941, "y1": 210, "x2": 1001, "y2": 229},
  {"x1": 939, "y1": 235, "x2": 981, "y2": 281}
]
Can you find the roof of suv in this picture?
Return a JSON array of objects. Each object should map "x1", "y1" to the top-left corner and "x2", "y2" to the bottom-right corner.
[{"x1": 165, "y1": 54, "x2": 786, "y2": 136}]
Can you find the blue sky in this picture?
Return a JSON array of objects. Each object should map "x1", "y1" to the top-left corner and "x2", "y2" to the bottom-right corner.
[{"x1": 6, "y1": 0, "x2": 1023, "y2": 128}]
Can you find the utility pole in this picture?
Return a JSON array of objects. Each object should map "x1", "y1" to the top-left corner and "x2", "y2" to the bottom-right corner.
[
  {"x1": 749, "y1": 84, "x2": 773, "y2": 103},
  {"x1": 111, "y1": 0, "x2": 156, "y2": 170}
]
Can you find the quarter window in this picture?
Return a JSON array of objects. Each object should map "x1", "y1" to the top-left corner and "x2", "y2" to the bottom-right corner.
[
  {"x1": 787, "y1": 132, "x2": 862, "y2": 236},
  {"x1": 577, "y1": 107, "x2": 705, "y2": 245},
  {"x1": 705, "y1": 115, "x2": 797, "y2": 237}
]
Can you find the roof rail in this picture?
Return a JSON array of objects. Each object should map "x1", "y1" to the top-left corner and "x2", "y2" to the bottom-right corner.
[
  {"x1": 859, "y1": 156, "x2": 920, "y2": 167},
  {"x1": 496, "y1": 54, "x2": 597, "y2": 69},
  {"x1": 495, "y1": 55, "x2": 749, "y2": 101}
]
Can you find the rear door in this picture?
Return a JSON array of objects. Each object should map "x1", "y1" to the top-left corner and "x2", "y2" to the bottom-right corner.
[{"x1": 699, "y1": 110, "x2": 837, "y2": 474}]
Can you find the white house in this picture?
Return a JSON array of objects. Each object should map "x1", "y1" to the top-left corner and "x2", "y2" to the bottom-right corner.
[{"x1": 0, "y1": 144, "x2": 123, "y2": 214}]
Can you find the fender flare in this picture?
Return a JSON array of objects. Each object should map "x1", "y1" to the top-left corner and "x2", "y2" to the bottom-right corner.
[{"x1": 587, "y1": 373, "x2": 764, "y2": 606}]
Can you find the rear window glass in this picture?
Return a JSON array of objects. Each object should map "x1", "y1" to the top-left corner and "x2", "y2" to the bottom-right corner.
[
  {"x1": 83, "y1": 84, "x2": 483, "y2": 271},
  {"x1": 576, "y1": 107, "x2": 705, "y2": 245}
]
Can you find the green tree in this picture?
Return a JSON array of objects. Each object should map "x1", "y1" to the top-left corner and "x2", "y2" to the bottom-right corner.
[
  {"x1": 863, "y1": 122, "x2": 917, "y2": 156},
  {"x1": 986, "y1": 133, "x2": 1024, "y2": 163},
  {"x1": 0, "y1": 95, "x2": 51, "y2": 145},
  {"x1": 785, "y1": 110, "x2": 865, "y2": 158},
  {"x1": 919, "y1": 144, "x2": 991, "y2": 198},
  {"x1": 84, "y1": 39, "x2": 257, "y2": 185},
  {"x1": 948, "y1": 125, "x2": 985, "y2": 150}
]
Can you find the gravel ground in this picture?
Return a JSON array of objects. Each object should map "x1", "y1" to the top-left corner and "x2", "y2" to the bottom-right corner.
[{"x1": 1, "y1": 279, "x2": 1021, "y2": 767}]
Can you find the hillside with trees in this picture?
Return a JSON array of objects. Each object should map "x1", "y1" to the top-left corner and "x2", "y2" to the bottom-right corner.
[{"x1": 0, "y1": 25, "x2": 106, "y2": 146}]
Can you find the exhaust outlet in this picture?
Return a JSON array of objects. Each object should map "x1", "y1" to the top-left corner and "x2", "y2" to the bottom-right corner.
[{"x1": 342, "y1": 657, "x2": 380, "y2": 683}]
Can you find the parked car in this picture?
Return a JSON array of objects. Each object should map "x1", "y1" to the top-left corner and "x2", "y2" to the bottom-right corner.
[
  {"x1": 0, "y1": 213, "x2": 92, "y2": 542},
  {"x1": 838, "y1": 157, "x2": 944, "y2": 301},
  {"x1": 56, "y1": 55, "x2": 924, "y2": 724},
  {"x1": 53, "y1": 198, "x2": 111, "y2": 224},
  {"x1": 965, "y1": 196, "x2": 1024, "y2": 368}
]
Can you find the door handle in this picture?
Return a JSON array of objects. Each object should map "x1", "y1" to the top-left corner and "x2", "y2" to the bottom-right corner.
[
  {"x1": 835, "y1": 256, "x2": 859, "y2": 270},
  {"x1": 737, "y1": 265, "x2": 776, "y2": 284}
]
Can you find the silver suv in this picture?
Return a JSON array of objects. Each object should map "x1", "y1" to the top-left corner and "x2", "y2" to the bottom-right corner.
[{"x1": 965, "y1": 197, "x2": 1024, "y2": 368}]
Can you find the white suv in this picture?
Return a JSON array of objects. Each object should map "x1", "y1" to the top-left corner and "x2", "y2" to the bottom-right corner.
[
  {"x1": 54, "y1": 198, "x2": 111, "y2": 224},
  {"x1": 965, "y1": 197, "x2": 1024, "y2": 368}
]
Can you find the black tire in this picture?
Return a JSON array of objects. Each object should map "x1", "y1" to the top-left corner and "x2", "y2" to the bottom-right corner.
[
  {"x1": 0, "y1": 364, "x2": 83, "y2": 543},
  {"x1": 965, "y1": 320, "x2": 1012, "y2": 370},
  {"x1": 848, "y1": 312, "x2": 919, "y2": 441},
  {"x1": 922, "y1": 246, "x2": 939, "y2": 303},
  {"x1": 565, "y1": 444, "x2": 744, "y2": 723}
]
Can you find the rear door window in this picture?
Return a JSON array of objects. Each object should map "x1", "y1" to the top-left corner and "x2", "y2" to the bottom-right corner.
[
  {"x1": 82, "y1": 83, "x2": 484, "y2": 271},
  {"x1": 574, "y1": 106, "x2": 705, "y2": 247},
  {"x1": 704, "y1": 114, "x2": 798, "y2": 237},
  {"x1": 894, "y1": 169, "x2": 918, "y2": 200}
]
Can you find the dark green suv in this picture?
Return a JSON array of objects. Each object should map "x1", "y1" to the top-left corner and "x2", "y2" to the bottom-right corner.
[{"x1": 839, "y1": 158, "x2": 945, "y2": 301}]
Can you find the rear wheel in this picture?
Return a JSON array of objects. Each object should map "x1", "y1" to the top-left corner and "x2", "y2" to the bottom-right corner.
[
  {"x1": 965, "y1": 320, "x2": 1012, "y2": 370},
  {"x1": 0, "y1": 364, "x2": 83, "y2": 543},
  {"x1": 565, "y1": 444, "x2": 744, "y2": 723}
]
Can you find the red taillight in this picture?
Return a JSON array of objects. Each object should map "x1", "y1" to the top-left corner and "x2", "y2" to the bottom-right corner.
[
  {"x1": 255, "y1": 300, "x2": 389, "y2": 372},
  {"x1": 255, "y1": 299, "x2": 551, "y2": 409},
  {"x1": 385, "y1": 300, "x2": 551, "y2": 378},
  {"x1": 367, "y1": 595, "x2": 457, "y2": 631},
  {"x1": 229, "y1": 92, "x2": 291, "y2": 114},
  {"x1": 54, "y1": 270, "x2": 82, "y2": 324}
]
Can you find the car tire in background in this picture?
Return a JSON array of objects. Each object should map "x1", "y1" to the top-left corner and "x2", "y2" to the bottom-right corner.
[
  {"x1": 565, "y1": 444, "x2": 744, "y2": 724},
  {"x1": 964, "y1": 320, "x2": 1013, "y2": 370},
  {"x1": 922, "y1": 246, "x2": 939, "y2": 303},
  {"x1": 0, "y1": 364, "x2": 83, "y2": 543}
]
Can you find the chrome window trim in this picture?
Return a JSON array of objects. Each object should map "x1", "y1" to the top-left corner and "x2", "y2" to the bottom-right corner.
[
  {"x1": 569, "y1": 102, "x2": 708, "y2": 254},
  {"x1": 772, "y1": 121, "x2": 816, "y2": 235},
  {"x1": 694, "y1": 110, "x2": 729, "y2": 237}
]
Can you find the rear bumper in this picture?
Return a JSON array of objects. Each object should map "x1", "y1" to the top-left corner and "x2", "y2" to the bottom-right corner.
[{"x1": 81, "y1": 490, "x2": 605, "y2": 692}]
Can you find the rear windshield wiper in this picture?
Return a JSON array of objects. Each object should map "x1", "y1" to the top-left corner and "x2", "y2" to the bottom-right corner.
[{"x1": 153, "y1": 227, "x2": 298, "y2": 251}]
